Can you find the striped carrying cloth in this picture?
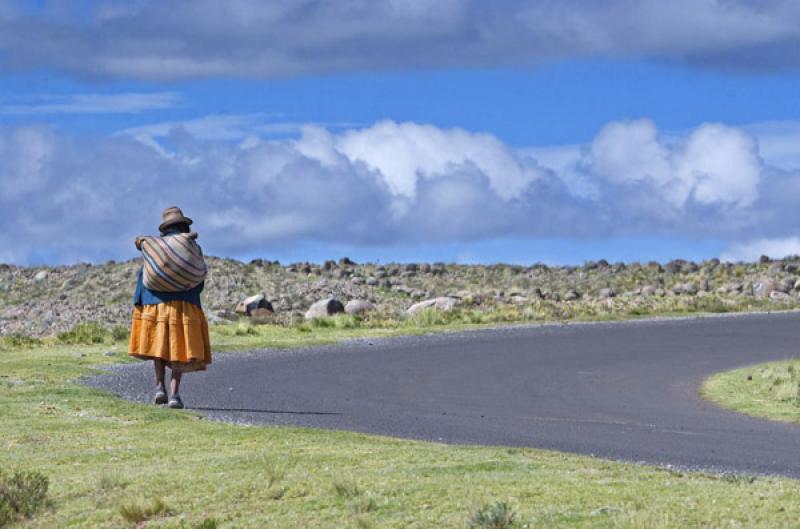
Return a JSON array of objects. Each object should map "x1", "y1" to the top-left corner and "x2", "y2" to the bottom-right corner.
[{"x1": 136, "y1": 232, "x2": 208, "y2": 292}]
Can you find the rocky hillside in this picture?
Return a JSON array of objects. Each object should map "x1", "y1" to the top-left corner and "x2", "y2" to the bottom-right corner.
[{"x1": 1, "y1": 255, "x2": 799, "y2": 337}]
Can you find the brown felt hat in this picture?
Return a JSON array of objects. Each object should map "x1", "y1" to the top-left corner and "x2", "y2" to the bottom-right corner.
[{"x1": 159, "y1": 206, "x2": 193, "y2": 232}]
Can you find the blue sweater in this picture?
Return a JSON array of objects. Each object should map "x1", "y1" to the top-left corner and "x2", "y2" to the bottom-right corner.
[{"x1": 133, "y1": 267, "x2": 204, "y2": 308}]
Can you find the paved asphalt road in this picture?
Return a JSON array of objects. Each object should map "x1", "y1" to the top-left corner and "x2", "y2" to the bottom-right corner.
[{"x1": 88, "y1": 312, "x2": 800, "y2": 477}]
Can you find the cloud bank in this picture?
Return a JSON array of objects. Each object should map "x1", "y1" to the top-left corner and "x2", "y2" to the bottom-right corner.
[
  {"x1": 1, "y1": 117, "x2": 799, "y2": 264},
  {"x1": 1, "y1": 0, "x2": 799, "y2": 80}
]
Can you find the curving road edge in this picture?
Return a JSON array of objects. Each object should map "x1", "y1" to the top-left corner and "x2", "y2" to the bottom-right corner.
[{"x1": 86, "y1": 312, "x2": 800, "y2": 477}]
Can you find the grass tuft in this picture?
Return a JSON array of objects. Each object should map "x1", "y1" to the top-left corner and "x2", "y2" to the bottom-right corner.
[
  {"x1": 0, "y1": 334, "x2": 43, "y2": 350},
  {"x1": 332, "y1": 476, "x2": 361, "y2": 499},
  {"x1": 117, "y1": 497, "x2": 172, "y2": 524},
  {"x1": 349, "y1": 494, "x2": 377, "y2": 514},
  {"x1": 0, "y1": 469, "x2": 49, "y2": 527},
  {"x1": 467, "y1": 501, "x2": 517, "y2": 529},
  {"x1": 56, "y1": 322, "x2": 110, "y2": 345}
]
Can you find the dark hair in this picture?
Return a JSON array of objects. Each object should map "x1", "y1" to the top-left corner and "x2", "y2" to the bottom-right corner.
[{"x1": 160, "y1": 222, "x2": 191, "y2": 236}]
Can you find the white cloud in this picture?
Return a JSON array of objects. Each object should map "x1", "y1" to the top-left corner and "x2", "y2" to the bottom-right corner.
[
  {"x1": 721, "y1": 237, "x2": 800, "y2": 262},
  {"x1": 590, "y1": 119, "x2": 672, "y2": 186},
  {"x1": 331, "y1": 120, "x2": 543, "y2": 200},
  {"x1": 1, "y1": 1, "x2": 800, "y2": 80},
  {"x1": 0, "y1": 116, "x2": 797, "y2": 264},
  {"x1": 587, "y1": 120, "x2": 761, "y2": 209},
  {"x1": 0, "y1": 92, "x2": 181, "y2": 114},
  {"x1": 677, "y1": 123, "x2": 760, "y2": 207},
  {"x1": 746, "y1": 120, "x2": 800, "y2": 171}
]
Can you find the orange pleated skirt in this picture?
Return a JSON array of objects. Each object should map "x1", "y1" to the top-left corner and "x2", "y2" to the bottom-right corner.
[{"x1": 128, "y1": 301, "x2": 212, "y2": 372}]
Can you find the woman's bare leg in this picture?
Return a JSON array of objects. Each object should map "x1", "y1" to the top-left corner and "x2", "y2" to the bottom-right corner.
[
  {"x1": 153, "y1": 359, "x2": 166, "y2": 389},
  {"x1": 170, "y1": 370, "x2": 182, "y2": 396}
]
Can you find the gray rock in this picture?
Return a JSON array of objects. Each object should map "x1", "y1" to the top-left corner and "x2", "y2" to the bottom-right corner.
[
  {"x1": 564, "y1": 290, "x2": 580, "y2": 301},
  {"x1": 345, "y1": 299, "x2": 375, "y2": 315},
  {"x1": 769, "y1": 291, "x2": 792, "y2": 301},
  {"x1": 598, "y1": 288, "x2": 616, "y2": 299},
  {"x1": 235, "y1": 294, "x2": 274, "y2": 316},
  {"x1": 753, "y1": 279, "x2": 778, "y2": 299},
  {"x1": 769, "y1": 261, "x2": 785, "y2": 273},
  {"x1": 778, "y1": 277, "x2": 795, "y2": 293},
  {"x1": 351, "y1": 276, "x2": 364, "y2": 285},
  {"x1": 641, "y1": 285, "x2": 657, "y2": 296},
  {"x1": 406, "y1": 296, "x2": 461, "y2": 314},
  {"x1": 673, "y1": 283, "x2": 698, "y2": 295},
  {"x1": 366, "y1": 277, "x2": 379, "y2": 286},
  {"x1": 33, "y1": 270, "x2": 48, "y2": 282},
  {"x1": 305, "y1": 298, "x2": 345, "y2": 319},
  {"x1": 724, "y1": 282, "x2": 744, "y2": 294}
]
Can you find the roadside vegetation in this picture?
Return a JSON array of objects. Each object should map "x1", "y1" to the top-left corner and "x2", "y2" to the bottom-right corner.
[
  {"x1": 703, "y1": 360, "x2": 800, "y2": 424},
  {"x1": 3, "y1": 332, "x2": 800, "y2": 527},
  {"x1": 4, "y1": 255, "x2": 800, "y2": 339}
]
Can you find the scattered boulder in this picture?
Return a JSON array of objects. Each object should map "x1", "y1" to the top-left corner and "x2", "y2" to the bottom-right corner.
[
  {"x1": 641, "y1": 285, "x2": 657, "y2": 296},
  {"x1": 598, "y1": 288, "x2": 616, "y2": 299},
  {"x1": 673, "y1": 283, "x2": 698, "y2": 295},
  {"x1": 778, "y1": 277, "x2": 795, "y2": 293},
  {"x1": 305, "y1": 298, "x2": 345, "y2": 319},
  {"x1": 235, "y1": 294, "x2": 274, "y2": 316},
  {"x1": 563, "y1": 290, "x2": 580, "y2": 301},
  {"x1": 366, "y1": 277, "x2": 379, "y2": 286},
  {"x1": 770, "y1": 291, "x2": 792, "y2": 301},
  {"x1": 345, "y1": 299, "x2": 375, "y2": 315},
  {"x1": 33, "y1": 270, "x2": 48, "y2": 282},
  {"x1": 753, "y1": 279, "x2": 778, "y2": 299},
  {"x1": 724, "y1": 282, "x2": 744, "y2": 294},
  {"x1": 406, "y1": 296, "x2": 460, "y2": 314}
]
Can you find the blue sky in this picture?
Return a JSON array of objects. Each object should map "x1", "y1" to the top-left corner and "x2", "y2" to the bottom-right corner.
[{"x1": 2, "y1": 0, "x2": 800, "y2": 265}]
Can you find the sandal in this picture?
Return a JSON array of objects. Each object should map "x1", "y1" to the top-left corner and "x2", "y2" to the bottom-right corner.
[
  {"x1": 153, "y1": 387, "x2": 167, "y2": 405},
  {"x1": 167, "y1": 395, "x2": 184, "y2": 409}
]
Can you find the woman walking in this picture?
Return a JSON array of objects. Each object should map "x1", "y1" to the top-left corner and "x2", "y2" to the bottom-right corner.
[{"x1": 128, "y1": 206, "x2": 211, "y2": 409}]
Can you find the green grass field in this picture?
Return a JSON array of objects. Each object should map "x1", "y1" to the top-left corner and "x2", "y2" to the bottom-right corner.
[
  {"x1": 702, "y1": 360, "x2": 800, "y2": 425},
  {"x1": 2, "y1": 323, "x2": 800, "y2": 528}
]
